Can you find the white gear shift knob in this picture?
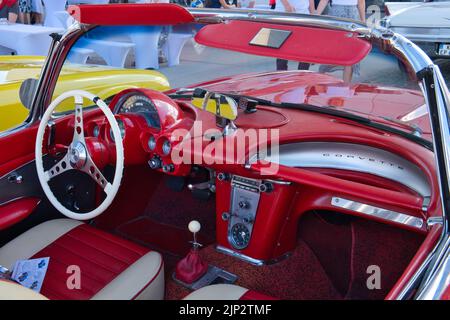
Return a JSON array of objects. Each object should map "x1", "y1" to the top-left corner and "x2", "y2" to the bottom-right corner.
[{"x1": 188, "y1": 220, "x2": 201, "y2": 234}]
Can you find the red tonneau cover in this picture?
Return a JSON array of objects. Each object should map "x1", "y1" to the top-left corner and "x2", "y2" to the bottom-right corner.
[
  {"x1": 67, "y1": 3, "x2": 194, "y2": 26},
  {"x1": 195, "y1": 20, "x2": 372, "y2": 66}
]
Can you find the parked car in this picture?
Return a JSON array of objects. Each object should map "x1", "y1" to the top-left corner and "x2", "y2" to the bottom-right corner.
[
  {"x1": 0, "y1": 56, "x2": 170, "y2": 132},
  {"x1": 0, "y1": 3, "x2": 448, "y2": 301},
  {"x1": 382, "y1": 1, "x2": 450, "y2": 60}
]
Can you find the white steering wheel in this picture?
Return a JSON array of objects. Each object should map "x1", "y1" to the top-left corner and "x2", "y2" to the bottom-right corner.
[{"x1": 35, "y1": 90, "x2": 124, "y2": 220}]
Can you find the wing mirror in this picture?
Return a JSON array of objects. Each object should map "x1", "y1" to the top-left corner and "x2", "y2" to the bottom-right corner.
[{"x1": 19, "y1": 78, "x2": 39, "y2": 110}]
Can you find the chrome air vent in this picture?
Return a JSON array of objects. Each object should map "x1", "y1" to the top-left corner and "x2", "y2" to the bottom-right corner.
[{"x1": 260, "y1": 142, "x2": 431, "y2": 197}]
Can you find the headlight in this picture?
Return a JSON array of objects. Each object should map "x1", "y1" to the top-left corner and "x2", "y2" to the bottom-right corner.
[
  {"x1": 162, "y1": 139, "x2": 171, "y2": 156},
  {"x1": 110, "y1": 119, "x2": 125, "y2": 142},
  {"x1": 148, "y1": 135, "x2": 156, "y2": 151}
]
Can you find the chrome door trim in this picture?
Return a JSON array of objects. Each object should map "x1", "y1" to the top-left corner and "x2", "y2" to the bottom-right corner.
[
  {"x1": 416, "y1": 235, "x2": 450, "y2": 300},
  {"x1": 414, "y1": 66, "x2": 450, "y2": 298},
  {"x1": 331, "y1": 197, "x2": 424, "y2": 230}
]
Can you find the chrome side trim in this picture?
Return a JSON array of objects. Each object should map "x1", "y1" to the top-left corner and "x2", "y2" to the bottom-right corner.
[
  {"x1": 263, "y1": 142, "x2": 431, "y2": 197},
  {"x1": 331, "y1": 197, "x2": 424, "y2": 230},
  {"x1": 216, "y1": 245, "x2": 265, "y2": 266},
  {"x1": 414, "y1": 65, "x2": 450, "y2": 298},
  {"x1": 216, "y1": 245, "x2": 292, "y2": 266},
  {"x1": 264, "y1": 178, "x2": 291, "y2": 185},
  {"x1": 416, "y1": 235, "x2": 450, "y2": 300}
]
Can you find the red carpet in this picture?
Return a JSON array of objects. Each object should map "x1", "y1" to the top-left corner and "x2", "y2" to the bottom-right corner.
[
  {"x1": 166, "y1": 240, "x2": 343, "y2": 300},
  {"x1": 116, "y1": 217, "x2": 214, "y2": 257},
  {"x1": 298, "y1": 211, "x2": 424, "y2": 300}
]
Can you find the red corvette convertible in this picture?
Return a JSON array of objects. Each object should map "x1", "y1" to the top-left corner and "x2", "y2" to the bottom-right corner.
[{"x1": 0, "y1": 4, "x2": 448, "y2": 300}]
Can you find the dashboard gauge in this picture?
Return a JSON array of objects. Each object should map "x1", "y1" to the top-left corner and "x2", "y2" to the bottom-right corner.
[
  {"x1": 230, "y1": 223, "x2": 250, "y2": 250},
  {"x1": 148, "y1": 135, "x2": 156, "y2": 151},
  {"x1": 162, "y1": 138, "x2": 171, "y2": 156},
  {"x1": 110, "y1": 118, "x2": 125, "y2": 142},
  {"x1": 92, "y1": 125, "x2": 100, "y2": 138},
  {"x1": 118, "y1": 94, "x2": 160, "y2": 129}
]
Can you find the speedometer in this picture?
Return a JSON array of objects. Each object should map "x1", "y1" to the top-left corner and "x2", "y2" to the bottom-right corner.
[{"x1": 118, "y1": 94, "x2": 161, "y2": 129}]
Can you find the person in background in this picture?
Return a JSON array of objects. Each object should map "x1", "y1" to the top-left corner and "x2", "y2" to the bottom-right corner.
[
  {"x1": 18, "y1": 0, "x2": 31, "y2": 24},
  {"x1": 276, "y1": 0, "x2": 315, "y2": 71},
  {"x1": 238, "y1": 0, "x2": 255, "y2": 8},
  {"x1": 316, "y1": 0, "x2": 365, "y2": 82},
  {"x1": 0, "y1": 0, "x2": 18, "y2": 22},
  {"x1": 269, "y1": 0, "x2": 276, "y2": 9},
  {"x1": 204, "y1": 0, "x2": 237, "y2": 9},
  {"x1": 30, "y1": 0, "x2": 43, "y2": 24}
]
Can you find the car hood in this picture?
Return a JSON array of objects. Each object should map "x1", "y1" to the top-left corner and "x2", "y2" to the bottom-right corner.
[
  {"x1": 0, "y1": 56, "x2": 150, "y2": 85},
  {"x1": 195, "y1": 71, "x2": 432, "y2": 140},
  {"x1": 386, "y1": 2, "x2": 450, "y2": 28}
]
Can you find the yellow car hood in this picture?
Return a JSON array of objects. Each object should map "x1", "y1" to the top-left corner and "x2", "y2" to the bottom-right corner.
[{"x1": 0, "y1": 56, "x2": 170, "y2": 132}]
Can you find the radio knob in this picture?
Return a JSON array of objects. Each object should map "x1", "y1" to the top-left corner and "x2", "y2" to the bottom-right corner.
[
  {"x1": 243, "y1": 216, "x2": 254, "y2": 224},
  {"x1": 238, "y1": 201, "x2": 250, "y2": 209},
  {"x1": 217, "y1": 172, "x2": 230, "y2": 181}
]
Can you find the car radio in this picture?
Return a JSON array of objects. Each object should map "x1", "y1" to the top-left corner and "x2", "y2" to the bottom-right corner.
[{"x1": 223, "y1": 176, "x2": 266, "y2": 250}]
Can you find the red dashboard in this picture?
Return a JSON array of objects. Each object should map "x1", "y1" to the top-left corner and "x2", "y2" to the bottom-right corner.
[{"x1": 78, "y1": 87, "x2": 439, "y2": 264}]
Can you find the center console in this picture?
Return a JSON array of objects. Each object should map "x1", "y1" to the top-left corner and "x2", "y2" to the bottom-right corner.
[{"x1": 215, "y1": 173, "x2": 297, "y2": 265}]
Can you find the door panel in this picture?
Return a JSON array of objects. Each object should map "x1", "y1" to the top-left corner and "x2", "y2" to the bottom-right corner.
[{"x1": 0, "y1": 198, "x2": 41, "y2": 230}]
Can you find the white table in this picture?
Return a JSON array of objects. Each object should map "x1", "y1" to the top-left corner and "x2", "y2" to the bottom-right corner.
[
  {"x1": 88, "y1": 26, "x2": 162, "y2": 69},
  {"x1": 0, "y1": 24, "x2": 64, "y2": 56}
]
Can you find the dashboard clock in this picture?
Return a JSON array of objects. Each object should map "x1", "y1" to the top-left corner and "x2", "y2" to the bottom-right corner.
[{"x1": 230, "y1": 223, "x2": 251, "y2": 250}]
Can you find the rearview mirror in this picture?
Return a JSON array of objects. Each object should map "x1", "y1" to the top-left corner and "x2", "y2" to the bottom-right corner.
[
  {"x1": 191, "y1": 89, "x2": 238, "y2": 122},
  {"x1": 19, "y1": 78, "x2": 39, "y2": 110}
]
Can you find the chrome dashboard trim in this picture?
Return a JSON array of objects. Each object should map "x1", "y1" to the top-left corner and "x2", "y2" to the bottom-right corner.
[
  {"x1": 216, "y1": 245, "x2": 265, "y2": 266},
  {"x1": 331, "y1": 197, "x2": 424, "y2": 230},
  {"x1": 216, "y1": 245, "x2": 292, "y2": 266},
  {"x1": 263, "y1": 142, "x2": 431, "y2": 198}
]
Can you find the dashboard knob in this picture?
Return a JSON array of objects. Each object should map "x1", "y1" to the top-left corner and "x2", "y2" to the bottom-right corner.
[
  {"x1": 243, "y1": 216, "x2": 254, "y2": 224},
  {"x1": 217, "y1": 172, "x2": 230, "y2": 181},
  {"x1": 238, "y1": 201, "x2": 250, "y2": 209},
  {"x1": 162, "y1": 164, "x2": 174, "y2": 173},
  {"x1": 259, "y1": 182, "x2": 273, "y2": 193},
  {"x1": 222, "y1": 212, "x2": 230, "y2": 221},
  {"x1": 148, "y1": 156, "x2": 162, "y2": 170}
]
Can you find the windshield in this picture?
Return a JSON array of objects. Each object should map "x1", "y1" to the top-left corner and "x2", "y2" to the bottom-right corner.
[{"x1": 53, "y1": 22, "x2": 432, "y2": 143}]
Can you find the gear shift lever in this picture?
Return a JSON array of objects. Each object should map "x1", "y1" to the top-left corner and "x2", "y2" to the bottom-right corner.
[
  {"x1": 188, "y1": 220, "x2": 202, "y2": 249},
  {"x1": 174, "y1": 220, "x2": 208, "y2": 284}
]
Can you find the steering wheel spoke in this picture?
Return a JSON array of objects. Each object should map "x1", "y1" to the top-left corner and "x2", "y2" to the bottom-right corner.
[
  {"x1": 44, "y1": 153, "x2": 72, "y2": 181},
  {"x1": 73, "y1": 96, "x2": 85, "y2": 143},
  {"x1": 83, "y1": 157, "x2": 111, "y2": 193}
]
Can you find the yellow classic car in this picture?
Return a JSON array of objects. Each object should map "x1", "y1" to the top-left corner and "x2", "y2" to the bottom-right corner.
[{"x1": 0, "y1": 55, "x2": 170, "y2": 132}]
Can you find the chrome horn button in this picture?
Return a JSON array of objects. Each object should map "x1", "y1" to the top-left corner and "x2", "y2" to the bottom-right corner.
[{"x1": 69, "y1": 141, "x2": 87, "y2": 169}]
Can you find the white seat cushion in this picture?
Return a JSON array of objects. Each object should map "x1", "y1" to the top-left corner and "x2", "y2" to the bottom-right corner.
[
  {"x1": 184, "y1": 284, "x2": 249, "y2": 300},
  {"x1": 0, "y1": 219, "x2": 164, "y2": 300}
]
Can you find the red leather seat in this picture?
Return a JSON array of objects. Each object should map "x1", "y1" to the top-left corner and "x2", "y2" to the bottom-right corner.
[
  {"x1": 183, "y1": 284, "x2": 277, "y2": 300},
  {"x1": 0, "y1": 219, "x2": 164, "y2": 300}
]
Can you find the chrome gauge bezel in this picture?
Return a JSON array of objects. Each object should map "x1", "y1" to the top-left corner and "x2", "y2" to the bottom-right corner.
[{"x1": 230, "y1": 222, "x2": 251, "y2": 250}]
